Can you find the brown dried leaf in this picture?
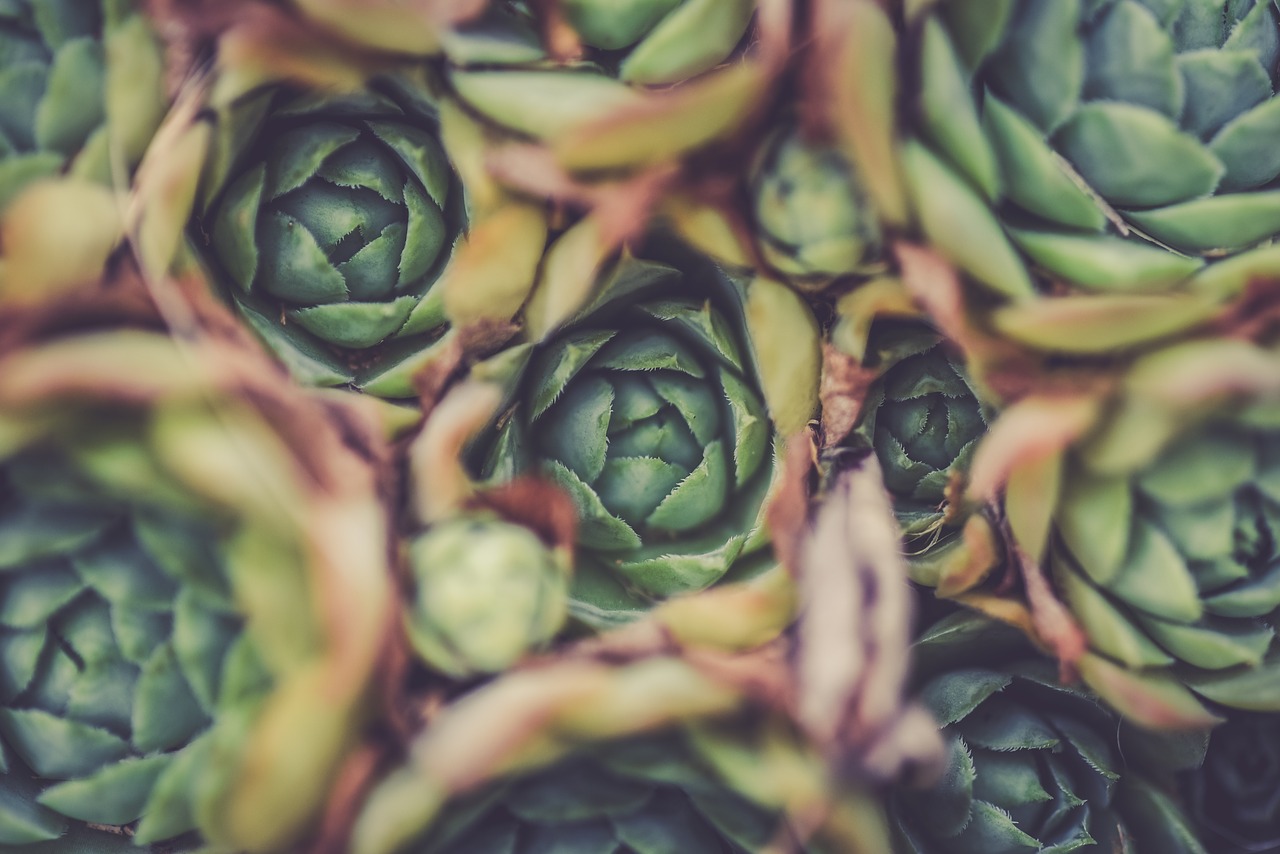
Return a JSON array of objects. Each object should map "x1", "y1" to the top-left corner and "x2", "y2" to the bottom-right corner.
[
  {"x1": 466, "y1": 476, "x2": 579, "y2": 557},
  {"x1": 819, "y1": 342, "x2": 879, "y2": 448},
  {"x1": 793, "y1": 452, "x2": 944, "y2": 783},
  {"x1": 765, "y1": 432, "x2": 817, "y2": 578}
]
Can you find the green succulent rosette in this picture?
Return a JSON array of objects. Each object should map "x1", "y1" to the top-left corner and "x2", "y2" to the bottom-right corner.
[
  {"x1": 854, "y1": 322, "x2": 987, "y2": 541},
  {"x1": 471, "y1": 251, "x2": 781, "y2": 626},
  {"x1": 904, "y1": 0, "x2": 1280, "y2": 302},
  {"x1": 402, "y1": 515, "x2": 569, "y2": 677},
  {"x1": 0, "y1": 328, "x2": 391, "y2": 851},
  {"x1": 351, "y1": 651, "x2": 890, "y2": 854},
  {"x1": 740, "y1": 124, "x2": 883, "y2": 289},
  {"x1": 893, "y1": 610, "x2": 1206, "y2": 854},
  {"x1": 195, "y1": 81, "x2": 465, "y2": 398},
  {"x1": 444, "y1": 0, "x2": 755, "y2": 85},
  {"x1": 1180, "y1": 711, "x2": 1280, "y2": 853},
  {"x1": 0, "y1": 0, "x2": 162, "y2": 209}
]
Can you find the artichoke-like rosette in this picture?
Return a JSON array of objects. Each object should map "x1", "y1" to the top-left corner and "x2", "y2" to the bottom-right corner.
[
  {"x1": 893, "y1": 612, "x2": 1205, "y2": 854},
  {"x1": 475, "y1": 256, "x2": 777, "y2": 626},
  {"x1": 201, "y1": 84, "x2": 465, "y2": 397},
  {"x1": 0, "y1": 330, "x2": 390, "y2": 850},
  {"x1": 1182, "y1": 711, "x2": 1280, "y2": 854},
  {"x1": 908, "y1": 0, "x2": 1280, "y2": 295},
  {"x1": 856, "y1": 323, "x2": 986, "y2": 539},
  {"x1": 748, "y1": 125, "x2": 883, "y2": 288}
]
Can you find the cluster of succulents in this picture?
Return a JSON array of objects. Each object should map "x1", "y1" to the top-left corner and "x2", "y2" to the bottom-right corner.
[{"x1": 1, "y1": 0, "x2": 1279, "y2": 851}]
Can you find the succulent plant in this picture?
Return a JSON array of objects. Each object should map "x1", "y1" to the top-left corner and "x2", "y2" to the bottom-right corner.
[
  {"x1": 905, "y1": 0, "x2": 1280, "y2": 298},
  {"x1": 402, "y1": 515, "x2": 569, "y2": 677},
  {"x1": 1181, "y1": 710, "x2": 1280, "y2": 854},
  {"x1": 0, "y1": 327, "x2": 391, "y2": 851},
  {"x1": 196, "y1": 82, "x2": 465, "y2": 398},
  {"x1": 0, "y1": 0, "x2": 163, "y2": 208},
  {"x1": 472, "y1": 251, "x2": 787, "y2": 626},
  {"x1": 893, "y1": 610, "x2": 1207, "y2": 854}
]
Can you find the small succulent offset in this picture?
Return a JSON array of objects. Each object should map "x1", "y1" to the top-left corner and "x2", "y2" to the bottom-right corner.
[
  {"x1": 1182, "y1": 711, "x2": 1280, "y2": 854},
  {"x1": 402, "y1": 516, "x2": 569, "y2": 677},
  {"x1": 747, "y1": 125, "x2": 883, "y2": 289},
  {"x1": 404, "y1": 732, "x2": 798, "y2": 854},
  {"x1": 892, "y1": 611, "x2": 1206, "y2": 854},
  {"x1": 906, "y1": 0, "x2": 1280, "y2": 296},
  {"x1": 199, "y1": 83, "x2": 465, "y2": 397},
  {"x1": 474, "y1": 253, "x2": 778, "y2": 626}
]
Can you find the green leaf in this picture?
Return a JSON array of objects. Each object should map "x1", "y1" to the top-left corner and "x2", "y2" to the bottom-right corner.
[
  {"x1": 939, "y1": 0, "x2": 1016, "y2": 70},
  {"x1": 614, "y1": 789, "x2": 725, "y2": 853},
  {"x1": 0, "y1": 563, "x2": 82, "y2": 628},
  {"x1": 986, "y1": 0, "x2": 1085, "y2": 133},
  {"x1": 37, "y1": 753, "x2": 169, "y2": 825},
  {"x1": 595, "y1": 330, "x2": 706, "y2": 378},
  {"x1": 0, "y1": 62, "x2": 48, "y2": 152},
  {"x1": 1008, "y1": 228, "x2": 1201, "y2": 292},
  {"x1": 0, "y1": 629, "x2": 47, "y2": 703},
  {"x1": 647, "y1": 439, "x2": 729, "y2": 533},
  {"x1": 956, "y1": 695, "x2": 1060, "y2": 751},
  {"x1": 449, "y1": 70, "x2": 643, "y2": 140},
  {"x1": 1053, "y1": 102, "x2": 1223, "y2": 207},
  {"x1": 536, "y1": 375, "x2": 613, "y2": 485},
  {"x1": 210, "y1": 164, "x2": 266, "y2": 293},
  {"x1": 1114, "y1": 778, "x2": 1210, "y2": 854},
  {"x1": 315, "y1": 137, "x2": 404, "y2": 203},
  {"x1": 0, "y1": 502, "x2": 115, "y2": 570},
  {"x1": 902, "y1": 142, "x2": 1033, "y2": 299},
  {"x1": 543, "y1": 460, "x2": 641, "y2": 552},
  {"x1": 337, "y1": 221, "x2": 407, "y2": 302},
  {"x1": 597, "y1": 456, "x2": 686, "y2": 528},
  {"x1": 33, "y1": 38, "x2": 104, "y2": 157},
  {"x1": 714, "y1": 371, "x2": 768, "y2": 488},
  {"x1": 920, "y1": 18, "x2": 999, "y2": 199},
  {"x1": 0, "y1": 769, "x2": 66, "y2": 845},
  {"x1": 368, "y1": 120, "x2": 454, "y2": 209},
  {"x1": 1137, "y1": 431, "x2": 1252, "y2": 505},
  {"x1": 617, "y1": 0, "x2": 753, "y2": 85},
  {"x1": 1083, "y1": 0, "x2": 1181, "y2": 117},
  {"x1": 255, "y1": 211, "x2": 349, "y2": 306},
  {"x1": 1106, "y1": 519, "x2": 1201, "y2": 623},
  {"x1": 172, "y1": 587, "x2": 239, "y2": 711},
  {"x1": 0, "y1": 708, "x2": 130, "y2": 778},
  {"x1": 1057, "y1": 471, "x2": 1131, "y2": 585},
  {"x1": 1137, "y1": 613, "x2": 1274, "y2": 670},
  {"x1": 647, "y1": 373, "x2": 721, "y2": 448},
  {"x1": 64, "y1": 657, "x2": 137, "y2": 735},
  {"x1": 131, "y1": 641, "x2": 209, "y2": 753},
  {"x1": 1176, "y1": 48, "x2": 1272, "y2": 139},
  {"x1": 921, "y1": 669, "x2": 1011, "y2": 726},
  {"x1": 1126, "y1": 191, "x2": 1280, "y2": 253},
  {"x1": 398, "y1": 179, "x2": 446, "y2": 287},
  {"x1": 71, "y1": 526, "x2": 177, "y2": 610},
  {"x1": 983, "y1": 95, "x2": 1107, "y2": 231},
  {"x1": 1205, "y1": 565, "x2": 1280, "y2": 618},
  {"x1": 290, "y1": 296, "x2": 418, "y2": 349},
  {"x1": 950, "y1": 799, "x2": 1040, "y2": 853},
  {"x1": 1183, "y1": 657, "x2": 1280, "y2": 711},
  {"x1": 529, "y1": 329, "x2": 617, "y2": 420},
  {"x1": 262, "y1": 122, "x2": 360, "y2": 201},
  {"x1": 1078, "y1": 653, "x2": 1221, "y2": 729},
  {"x1": 970, "y1": 751, "x2": 1051, "y2": 807},
  {"x1": 506, "y1": 761, "x2": 649, "y2": 822},
  {"x1": 1053, "y1": 553, "x2": 1175, "y2": 668}
]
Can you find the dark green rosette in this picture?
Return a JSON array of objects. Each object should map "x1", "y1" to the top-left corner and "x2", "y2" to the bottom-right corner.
[
  {"x1": 854, "y1": 322, "x2": 987, "y2": 543},
  {"x1": 471, "y1": 251, "x2": 780, "y2": 627},
  {"x1": 905, "y1": 0, "x2": 1280, "y2": 301},
  {"x1": 1181, "y1": 711, "x2": 1280, "y2": 854},
  {"x1": 0, "y1": 328, "x2": 391, "y2": 851},
  {"x1": 196, "y1": 81, "x2": 465, "y2": 398},
  {"x1": 892, "y1": 610, "x2": 1207, "y2": 854},
  {"x1": 0, "y1": 0, "x2": 162, "y2": 209}
]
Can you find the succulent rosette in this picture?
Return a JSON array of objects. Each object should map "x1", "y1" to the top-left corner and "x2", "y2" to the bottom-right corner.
[
  {"x1": 1181, "y1": 711, "x2": 1280, "y2": 853},
  {"x1": 904, "y1": 0, "x2": 1280, "y2": 298},
  {"x1": 893, "y1": 610, "x2": 1206, "y2": 854},
  {"x1": 350, "y1": 650, "x2": 889, "y2": 854},
  {"x1": 471, "y1": 250, "x2": 785, "y2": 626},
  {"x1": 0, "y1": 325, "x2": 390, "y2": 850},
  {"x1": 402, "y1": 515, "x2": 569, "y2": 677},
  {"x1": 0, "y1": 0, "x2": 163, "y2": 208},
  {"x1": 854, "y1": 322, "x2": 987, "y2": 542},
  {"x1": 194, "y1": 81, "x2": 465, "y2": 398}
]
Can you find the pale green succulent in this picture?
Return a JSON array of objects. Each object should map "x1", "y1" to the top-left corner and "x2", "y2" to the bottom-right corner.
[
  {"x1": 403, "y1": 516, "x2": 568, "y2": 677},
  {"x1": 749, "y1": 125, "x2": 883, "y2": 288},
  {"x1": 905, "y1": 0, "x2": 1280, "y2": 299}
]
